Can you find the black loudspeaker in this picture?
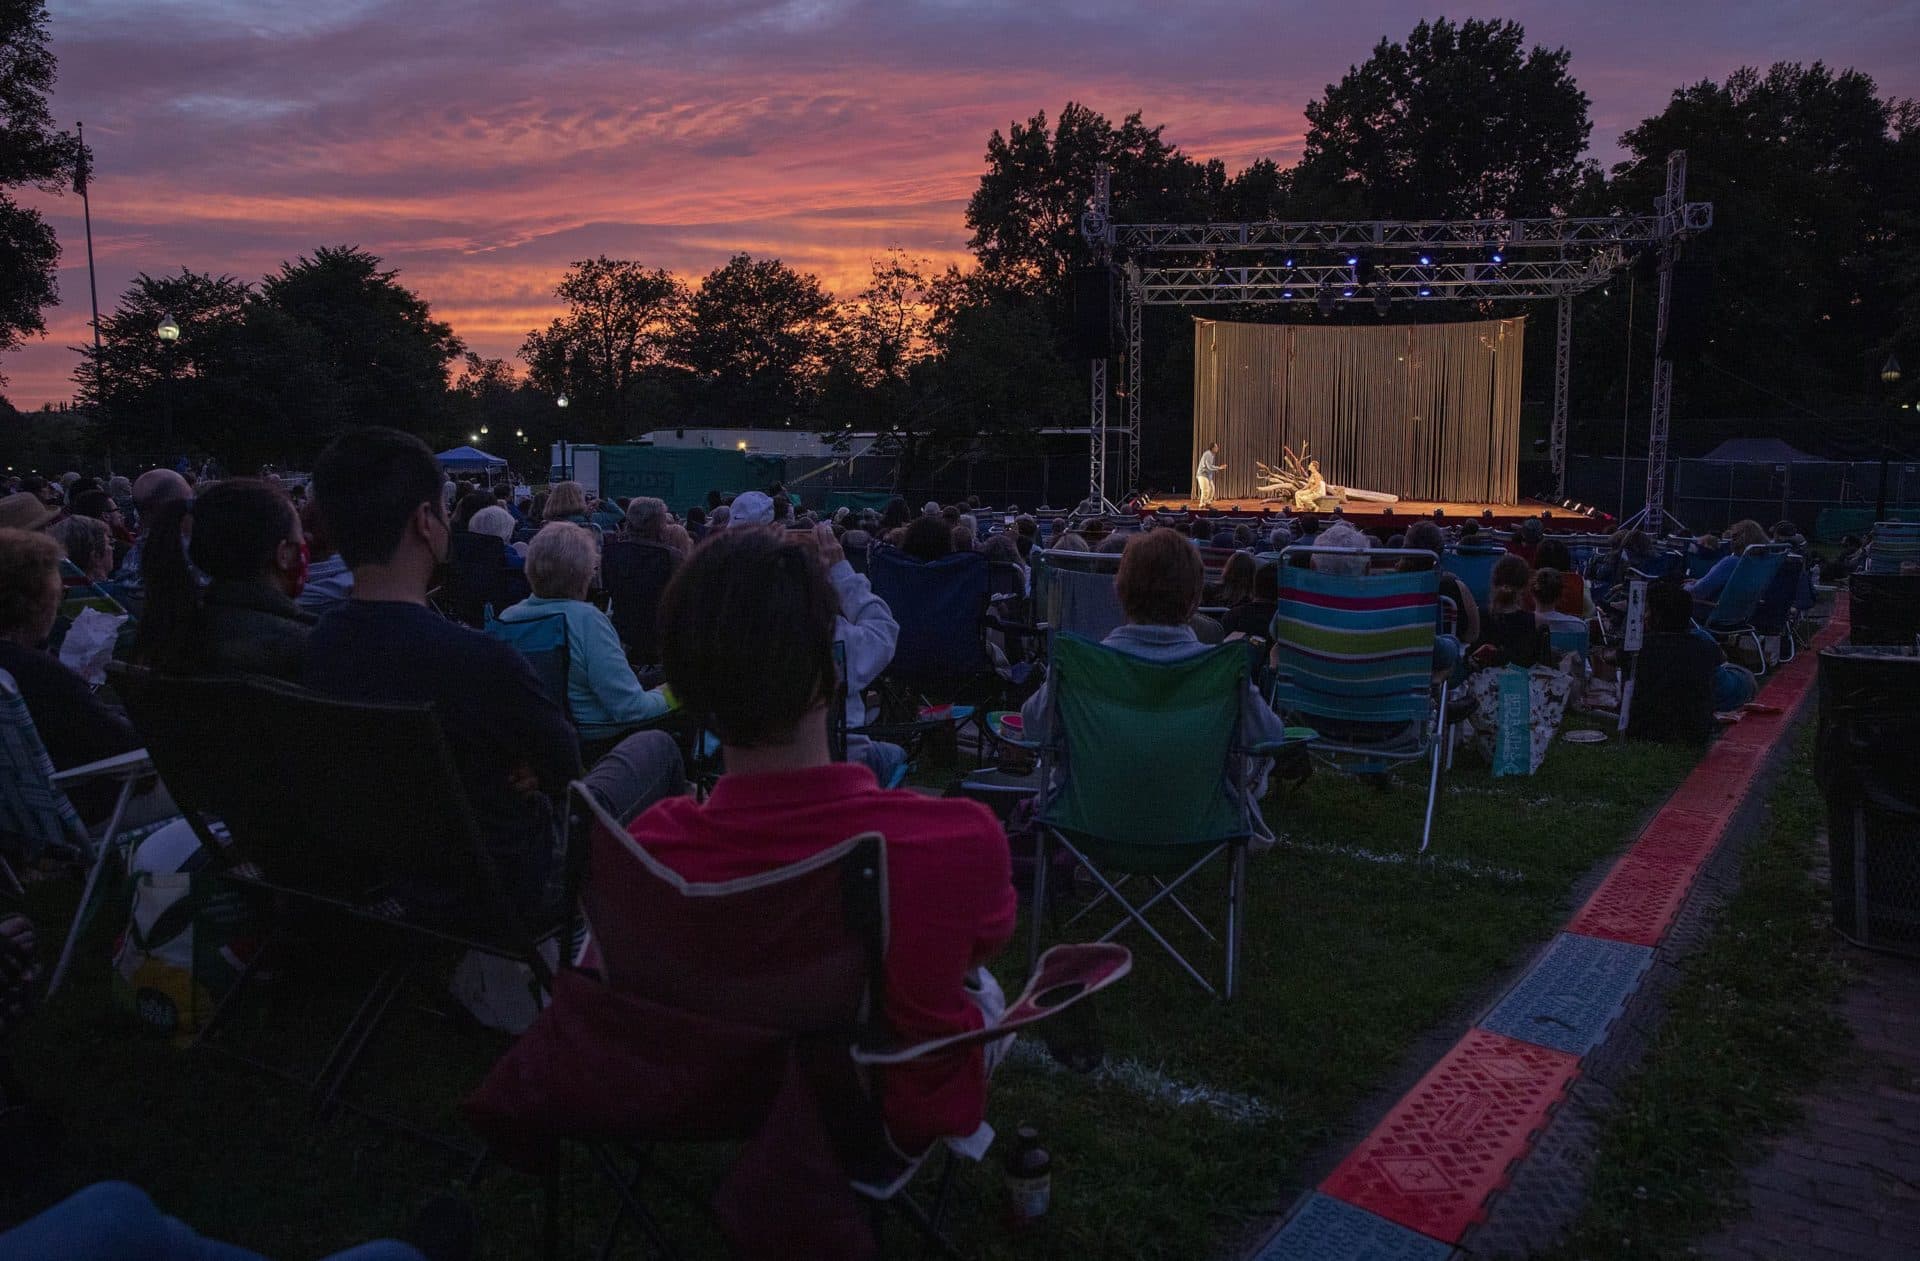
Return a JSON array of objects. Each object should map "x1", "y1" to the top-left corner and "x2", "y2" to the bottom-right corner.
[
  {"x1": 1660, "y1": 260, "x2": 1712, "y2": 359},
  {"x1": 1070, "y1": 266, "x2": 1113, "y2": 359}
]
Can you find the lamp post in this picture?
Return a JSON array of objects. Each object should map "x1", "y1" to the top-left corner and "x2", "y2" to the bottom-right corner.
[
  {"x1": 556, "y1": 393, "x2": 569, "y2": 411},
  {"x1": 155, "y1": 314, "x2": 181, "y2": 465},
  {"x1": 1878, "y1": 354, "x2": 1903, "y2": 521}
]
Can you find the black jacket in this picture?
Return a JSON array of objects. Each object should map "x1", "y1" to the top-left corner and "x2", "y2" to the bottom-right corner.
[{"x1": 184, "y1": 580, "x2": 315, "y2": 682}]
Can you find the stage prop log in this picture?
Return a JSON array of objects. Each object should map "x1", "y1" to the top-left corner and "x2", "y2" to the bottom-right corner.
[{"x1": 1192, "y1": 316, "x2": 1524, "y2": 504}]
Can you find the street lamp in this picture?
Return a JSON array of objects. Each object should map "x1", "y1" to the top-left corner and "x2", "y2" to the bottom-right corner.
[
  {"x1": 155, "y1": 315, "x2": 181, "y2": 463},
  {"x1": 514, "y1": 428, "x2": 524, "y2": 438},
  {"x1": 556, "y1": 394, "x2": 569, "y2": 410},
  {"x1": 469, "y1": 433, "x2": 480, "y2": 442},
  {"x1": 1878, "y1": 353, "x2": 1903, "y2": 521}
]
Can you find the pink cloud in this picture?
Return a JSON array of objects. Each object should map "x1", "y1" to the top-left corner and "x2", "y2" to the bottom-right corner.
[{"x1": 6, "y1": 1, "x2": 1916, "y2": 408}]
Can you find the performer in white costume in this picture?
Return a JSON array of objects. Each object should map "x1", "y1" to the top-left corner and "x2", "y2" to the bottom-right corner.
[
  {"x1": 1195, "y1": 442, "x2": 1226, "y2": 506},
  {"x1": 1291, "y1": 458, "x2": 1327, "y2": 511}
]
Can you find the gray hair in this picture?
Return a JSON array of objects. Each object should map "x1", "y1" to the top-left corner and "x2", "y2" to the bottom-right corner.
[
  {"x1": 468, "y1": 505, "x2": 517, "y2": 544},
  {"x1": 1311, "y1": 521, "x2": 1372, "y2": 576},
  {"x1": 106, "y1": 475, "x2": 133, "y2": 500},
  {"x1": 624, "y1": 496, "x2": 668, "y2": 541},
  {"x1": 524, "y1": 522, "x2": 598, "y2": 599},
  {"x1": 51, "y1": 514, "x2": 110, "y2": 576}
]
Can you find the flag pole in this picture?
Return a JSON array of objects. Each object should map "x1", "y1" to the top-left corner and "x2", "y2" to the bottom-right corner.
[{"x1": 76, "y1": 121, "x2": 108, "y2": 471}]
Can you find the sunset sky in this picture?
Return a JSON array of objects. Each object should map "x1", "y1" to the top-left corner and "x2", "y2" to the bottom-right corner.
[{"x1": 9, "y1": 0, "x2": 1918, "y2": 409}]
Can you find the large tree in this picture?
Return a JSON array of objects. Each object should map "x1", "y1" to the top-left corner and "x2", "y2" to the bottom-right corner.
[
  {"x1": 256, "y1": 245, "x2": 464, "y2": 437},
  {"x1": 0, "y1": 0, "x2": 83, "y2": 382},
  {"x1": 1597, "y1": 63, "x2": 1918, "y2": 431},
  {"x1": 672, "y1": 253, "x2": 838, "y2": 427},
  {"x1": 77, "y1": 269, "x2": 255, "y2": 461},
  {"x1": 1292, "y1": 18, "x2": 1596, "y2": 218},
  {"x1": 964, "y1": 103, "x2": 1220, "y2": 296},
  {"x1": 520, "y1": 257, "x2": 685, "y2": 441}
]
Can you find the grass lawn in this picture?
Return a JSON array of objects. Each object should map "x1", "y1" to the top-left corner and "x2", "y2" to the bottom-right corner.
[
  {"x1": 2, "y1": 721, "x2": 1699, "y2": 1258},
  {"x1": 1547, "y1": 735, "x2": 1847, "y2": 1259}
]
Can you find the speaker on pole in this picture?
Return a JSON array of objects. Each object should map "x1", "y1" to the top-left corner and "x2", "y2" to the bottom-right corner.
[
  {"x1": 1070, "y1": 265, "x2": 1113, "y2": 359},
  {"x1": 1660, "y1": 260, "x2": 1712, "y2": 359}
]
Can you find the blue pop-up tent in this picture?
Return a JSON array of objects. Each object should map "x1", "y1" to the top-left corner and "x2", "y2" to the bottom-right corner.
[{"x1": 436, "y1": 445, "x2": 508, "y2": 473}]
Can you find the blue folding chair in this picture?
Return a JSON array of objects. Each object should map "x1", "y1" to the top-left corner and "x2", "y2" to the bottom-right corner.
[
  {"x1": 1439, "y1": 546, "x2": 1501, "y2": 614},
  {"x1": 1748, "y1": 552, "x2": 1807, "y2": 664},
  {"x1": 1269, "y1": 547, "x2": 1449, "y2": 853},
  {"x1": 1698, "y1": 544, "x2": 1789, "y2": 671},
  {"x1": 866, "y1": 547, "x2": 1001, "y2": 742},
  {"x1": 1029, "y1": 548, "x2": 1126, "y2": 646},
  {"x1": 483, "y1": 611, "x2": 573, "y2": 714}
]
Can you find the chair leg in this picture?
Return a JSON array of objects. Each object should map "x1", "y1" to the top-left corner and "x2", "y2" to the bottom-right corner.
[
  {"x1": 1419, "y1": 682, "x2": 1446, "y2": 856},
  {"x1": 1027, "y1": 829, "x2": 1049, "y2": 979},
  {"x1": 586, "y1": 1142, "x2": 676, "y2": 1259},
  {"x1": 0, "y1": 852, "x2": 22, "y2": 898},
  {"x1": 312, "y1": 958, "x2": 414, "y2": 1120},
  {"x1": 1225, "y1": 844, "x2": 1247, "y2": 1001},
  {"x1": 1067, "y1": 842, "x2": 1220, "y2": 997},
  {"x1": 46, "y1": 777, "x2": 137, "y2": 996}
]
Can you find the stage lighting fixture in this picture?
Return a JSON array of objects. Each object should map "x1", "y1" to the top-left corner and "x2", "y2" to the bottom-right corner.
[
  {"x1": 1341, "y1": 288, "x2": 1355, "y2": 298},
  {"x1": 1373, "y1": 289, "x2": 1391, "y2": 315},
  {"x1": 1316, "y1": 287, "x2": 1336, "y2": 315},
  {"x1": 1284, "y1": 257, "x2": 1295, "y2": 268},
  {"x1": 1489, "y1": 248, "x2": 1505, "y2": 264},
  {"x1": 1281, "y1": 289, "x2": 1294, "y2": 299},
  {"x1": 1345, "y1": 255, "x2": 1359, "y2": 267},
  {"x1": 1354, "y1": 254, "x2": 1377, "y2": 285},
  {"x1": 1418, "y1": 253, "x2": 1433, "y2": 267},
  {"x1": 1418, "y1": 286, "x2": 1433, "y2": 297}
]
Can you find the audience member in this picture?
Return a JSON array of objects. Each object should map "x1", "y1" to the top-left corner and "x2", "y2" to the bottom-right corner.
[
  {"x1": 1531, "y1": 569, "x2": 1587, "y2": 637},
  {"x1": 1219, "y1": 561, "x2": 1279, "y2": 639},
  {"x1": 541, "y1": 481, "x2": 593, "y2": 527},
  {"x1": 497, "y1": 524, "x2": 671, "y2": 745},
  {"x1": 116, "y1": 469, "x2": 192, "y2": 589},
  {"x1": 1020, "y1": 528, "x2": 1288, "y2": 784},
  {"x1": 50, "y1": 515, "x2": 112, "y2": 585},
  {"x1": 623, "y1": 497, "x2": 669, "y2": 543},
  {"x1": 633, "y1": 525, "x2": 1012, "y2": 1154},
  {"x1": 1405, "y1": 520, "x2": 1480, "y2": 645},
  {"x1": 728, "y1": 491, "x2": 775, "y2": 528},
  {"x1": 1477, "y1": 554, "x2": 1542, "y2": 667},
  {"x1": 1687, "y1": 519, "x2": 1768, "y2": 607},
  {"x1": 1209, "y1": 551, "x2": 1256, "y2": 609},
  {"x1": 297, "y1": 499, "x2": 354, "y2": 616},
  {"x1": 304, "y1": 429, "x2": 684, "y2": 914},
  {"x1": 134, "y1": 479, "x2": 312, "y2": 680},
  {"x1": 901, "y1": 514, "x2": 953, "y2": 562},
  {"x1": 1627, "y1": 579, "x2": 1723, "y2": 745},
  {"x1": 1532, "y1": 538, "x2": 1593, "y2": 619},
  {"x1": 1310, "y1": 520, "x2": 1372, "y2": 575}
]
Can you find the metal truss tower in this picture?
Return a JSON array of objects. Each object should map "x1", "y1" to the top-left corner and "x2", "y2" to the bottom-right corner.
[{"x1": 1077, "y1": 156, "x2": 1711, "y2": 515}]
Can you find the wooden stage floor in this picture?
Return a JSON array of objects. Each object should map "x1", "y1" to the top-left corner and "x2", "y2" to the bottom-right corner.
[{"x1": 1139, "y1": 496, "x2": 1611, "y2": 532}]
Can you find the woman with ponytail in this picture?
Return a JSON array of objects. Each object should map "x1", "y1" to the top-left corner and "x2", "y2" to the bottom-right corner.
[{"x1": 136, "y1": 478, "x2": 313, "y2": 680}]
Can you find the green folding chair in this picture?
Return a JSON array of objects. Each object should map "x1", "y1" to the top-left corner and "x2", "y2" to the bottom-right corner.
[{"x1": 1030, "y1": 634, "x2": 1266, "y2": 999}]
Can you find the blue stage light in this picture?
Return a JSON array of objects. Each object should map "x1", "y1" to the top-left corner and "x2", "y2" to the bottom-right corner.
[
  {"x1": 1418, "y1": 254, "x2": 1432, "y2": 266},
  {"x1": 1418, "y1": 286, "x2": 1432, "y2": 296},
  {"x1": 1490, "y1": 250, "x2": 1504, "y2": 264},
  {"x1": 1345, "y1": 255, "x2": 1359, "y2": 267}
]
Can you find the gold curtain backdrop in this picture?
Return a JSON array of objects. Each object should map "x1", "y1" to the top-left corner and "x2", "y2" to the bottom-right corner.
[{"x1": 1191, "y1": 316, "x2": 1525, "y2": 504}]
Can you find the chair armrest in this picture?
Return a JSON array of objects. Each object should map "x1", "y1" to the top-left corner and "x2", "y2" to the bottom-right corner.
[
  {"x1": 49, "y1": 748, "x2": 153, "y2": 786},
  {"x1": 1245, "y1": 731, "x2": 1316, "y2": 756},
  {"x1": 850, "y1": 943, "x2": 1131, "y2": 1066}
]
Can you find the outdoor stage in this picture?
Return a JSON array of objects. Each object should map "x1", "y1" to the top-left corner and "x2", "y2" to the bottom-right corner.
[{"x1": 1138, "y1": 496, "x2": 1614, "y2": 534}]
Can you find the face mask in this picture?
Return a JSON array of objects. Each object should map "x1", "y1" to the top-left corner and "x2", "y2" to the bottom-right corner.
[{"x1": 287, "y1": 539, "x2": 309, "y2": 597}]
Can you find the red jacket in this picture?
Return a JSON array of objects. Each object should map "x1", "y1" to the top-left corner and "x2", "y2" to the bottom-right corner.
[{"x1": 627, "y1": 763, "x2": 1017, "y2": 1152}]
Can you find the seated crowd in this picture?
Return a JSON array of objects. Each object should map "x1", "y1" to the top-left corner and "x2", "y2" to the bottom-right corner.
[{"x1": 0, "y1": 448, "x2": 1829, "y2": 1255}]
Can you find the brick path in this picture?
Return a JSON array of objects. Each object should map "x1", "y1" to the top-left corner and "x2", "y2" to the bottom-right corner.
[{"x1": 1696, "y1": 943, "x2": 1920, "y2": 1261}]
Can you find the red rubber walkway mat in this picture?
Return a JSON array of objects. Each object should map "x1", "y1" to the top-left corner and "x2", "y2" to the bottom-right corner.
[{"x1": 1322, "y1": 1029, "x2": 1579, "y2": 1243}]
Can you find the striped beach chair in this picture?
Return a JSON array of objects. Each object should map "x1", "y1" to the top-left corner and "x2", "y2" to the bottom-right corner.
[{"x1": 1268, "y1": 547, "x2": 1449, "y2": 853}]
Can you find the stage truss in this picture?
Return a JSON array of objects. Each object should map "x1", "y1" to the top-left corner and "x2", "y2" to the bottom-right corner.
[{"x1": 1078, "y1": 152, "x2": 1711, "y2": 525}]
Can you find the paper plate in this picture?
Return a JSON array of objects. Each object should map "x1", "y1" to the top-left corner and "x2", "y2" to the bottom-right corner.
[{"x1": 1562, "y1": 729, "x2": 1607, "y2": 744}]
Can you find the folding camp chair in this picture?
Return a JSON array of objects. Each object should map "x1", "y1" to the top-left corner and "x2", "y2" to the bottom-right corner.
[
  {"x1": 444, "y1": 532, "x2": 530, "y2": 628},
  {"x1": 1749, "y1": 553, "x2": 1808, "y2": 665},
  {"x1": 1028, "y1": 548, "x2": 1126, "y2": 645},
  {"x1": 0, "y1": 669, "x2": 168, "y2": 996},
  {"x1": 866, "y1": 547, "x2": 1011, "y2": 747},
  {"x1": 464, "y1": 783, "x2": 1130, "y2": 1259},
  {"x1": 1268, "y1": 546, "x2": 1449, "y2": 853},
  {"x1": 1699, "y1": 544, "x2": 1789, "y2": 672},
  {"x1": 483, "y1": 612, "x2": 572, "y2": 714},
  {"x1": 599, "y1": 537, "x2": 678, "y2": 664},
  {"x1": 1439, "y1": 545, "x2": 1502, "y2": 613},
  {"x1": 1029, "y1": 635, "x2": 1270, "y2": 999},
  {"x1": 117, "y1": 670, "x2": 560, "y2": 1130}
]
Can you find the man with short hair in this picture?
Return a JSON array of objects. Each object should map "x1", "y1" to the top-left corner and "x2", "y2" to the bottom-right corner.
[
  {"x1": 305, "y1": 428, "x2": 685, "y2": 913},
  {"x1": 634, "y1": 525, "x2": 1014, "y2": 1155}
]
